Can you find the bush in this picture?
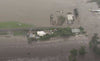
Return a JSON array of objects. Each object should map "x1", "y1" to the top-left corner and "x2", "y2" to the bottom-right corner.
[
  {"x1": 93, "y1": 46, "x2": 100, "y2": 55},
  {"x1": 69, "y1": 49, "x2": 77, "y2": 61},
  {"x1": 79, "y1": 46, "x2": 86, "y2": 55},
  {"x1": 70, "y1": 48, "x2": 78, "y2": 56},
  {"x1": 39, "y1": 34, "x2": 51, "y2": 41},
  {"x1": 79, "y1": 26, "x2": 84, "y2": 31},
  {"x1": 69, "y1": 54, "x2": 77, "y2": 61},
  {"x1": 57, "y1": 16, "x2": 65, "y2": 25},
  {"x1": 79, "y1": 26, "x2": 86, "y2": 34},
  {"x1": 89, "y1": 33, "x2": 100, "y2": 55},
  {"x1": 69, "y1": 55, "x2": 73, "y2": 61},
  {"x1": 55, "y1": 27, "x2": 73, "y2": 37}
]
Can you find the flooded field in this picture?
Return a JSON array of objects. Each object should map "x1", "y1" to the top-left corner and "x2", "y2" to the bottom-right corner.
[
  {"x1": 0, "y1": 0, "x2": 78, "y2": 27},
  {"x1": 0, "y1": 0, "x2": 100, "y2": 61}
]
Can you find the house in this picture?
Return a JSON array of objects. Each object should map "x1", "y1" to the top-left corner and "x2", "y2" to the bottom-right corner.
[
  {"x1": 67, "y1": 13, "x2": 74, "y2": 24},
  {"x1": 72, "y1": 29, "x2": 80, "y2": 34},
  {"x1": 37, "y1": 31, "x2": 47, "y2": 36}
]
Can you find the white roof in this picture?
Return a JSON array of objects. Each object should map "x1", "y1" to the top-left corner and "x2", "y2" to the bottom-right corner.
[
  {"x1": 72, "y1": 29, "x2": 80, "y2": 33},
  {"x1": 67, "y1": 14, "x2": 73, "y2": 21},
  {"x1": 37, "y1": 31, "x2": 46, "y2": 36}
]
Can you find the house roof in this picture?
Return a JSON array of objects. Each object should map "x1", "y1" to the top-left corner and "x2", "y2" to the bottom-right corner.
[
  {"x1": 37, "y1": 31, "x2": 46, "y2": 36},
  {"x1": 67, "y1": 14, "x2": 74, "y2": 21}
]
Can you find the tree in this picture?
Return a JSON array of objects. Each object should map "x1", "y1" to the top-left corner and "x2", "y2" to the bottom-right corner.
[
  {"x1": 89, "y1": 33, "x2": 99, "y2": 48},
  {"x1": 79, "y1": 26, "x2": 86, "y2": 34},
  {"x1": 55, "y1": 27, "x2": 73, "y2": 37},
  {"x1": 39, "y1": 34, "x2": 51, "y2": 41},
  {"x1": 69, "y1": 48, "x2": 78, "y2": 61},
  {"x1": 89, "y1": 33, "x2": 100, "y2": 55},
  {"x1": 79, "y1": 46, "x2": 86, "y2": 55},
  {"x1": 79, "y1": 26, "x2": 84, "y2": 31},
  {"x1": 70, "y1": 48, "x2": 78, "y2": 56},
  {"x1": 57, "y1": 16, "x2": 65, "y2": 25}
]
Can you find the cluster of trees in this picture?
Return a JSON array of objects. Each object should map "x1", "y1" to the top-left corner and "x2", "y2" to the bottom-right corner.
[
  {"x1": 89, "y1": 33, "x2": 100, "y2": 55},
  {"x1": 79, "y1": 26, "x2": 86, "y2": 34},
  {"x1": 39, "y1": 27, "x2": 73, "y2": 41},
  {"x1": 54, "y1": 27, "x2": 73, "y2": 37},
  {"x1": 69, "y1": 46, "x2": 86, "y2": 61},
  {"x1": 39, "y1": 34, "x2": 53, "y2": 41}
]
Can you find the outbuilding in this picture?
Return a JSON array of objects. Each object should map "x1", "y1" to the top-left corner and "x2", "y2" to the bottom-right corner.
[{"x1": 72, "y1": 29, "x2": 80, "y2": 34}]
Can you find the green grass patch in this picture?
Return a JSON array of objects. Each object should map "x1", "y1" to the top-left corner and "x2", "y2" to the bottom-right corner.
[{"x1": 0, "y1": 21, "x2": 33, "y2": 29}]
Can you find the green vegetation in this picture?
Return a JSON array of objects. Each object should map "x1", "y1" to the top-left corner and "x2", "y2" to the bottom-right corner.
[
  {"x1": 70, "y1": 49, "x2": 78, "y2": 56},
  {"x1": 39, "y1": 34, "x2": 51, "y2": 41},
  {"x1": 57, "y1": 16, "x2": 65, "y2": 25},
  {"x1": 69, "y1": 46, "x2": 87, "y2": 61},
  {"x1": 89, "y1": 33, "x2": 99, "y2": 48},
  {"x1": 79, "y1": 26, "x2": 86, "y2": 34},
  {"x1": 39, "y1": 27, "x2": 73, "y2": 41},
  {"x1": 54, "y1": 27, "x2": 73, "y2": 37},
  {"x1": 69, "y1": 48, "x2": 78, "y2": 61},
  {"x1": 0, "y1": 21, "x2": 33, "y2": 29},
  {"x1": 79, "y1": 46, "x2": 86, "y2": 55},
  {"x1": 89, "y1": 33, "x2": 100, "y2": 55}
]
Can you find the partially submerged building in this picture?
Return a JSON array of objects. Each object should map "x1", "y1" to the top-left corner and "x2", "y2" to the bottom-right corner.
[{"x1": 66, "y1": 13, "x2": 74, "y2": 24}]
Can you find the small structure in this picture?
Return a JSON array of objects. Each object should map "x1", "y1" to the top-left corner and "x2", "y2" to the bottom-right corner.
[
  {"x1": 37, "y1": 31, "x2": 46, "y2": 36},
  {"x1": 67, "y1": 13, "x2": 74, "y2": 24},
  {"x1": 29, "y1": 33, "x2": 36, "y2": 38},
  {"x1": 72, "y1": 29, "x2": 80, "y2": 34},
  {"x1": 27, "y1": 31, "x2": 36, "y2": 38}
]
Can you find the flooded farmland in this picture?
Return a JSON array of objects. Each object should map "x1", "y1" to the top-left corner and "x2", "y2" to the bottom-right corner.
[
  {"x1": 0, "y1": 0, "x2": 78, "y2": 27},
  {"x1": 0, "y1": 0, "x2": 100, "y2": 61}
]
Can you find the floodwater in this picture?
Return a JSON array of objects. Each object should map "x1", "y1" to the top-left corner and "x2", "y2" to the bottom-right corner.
[
  {"x1": 0, "y1": 36, "x2": 72, "y2": 61},
  {"x1": 0, "y1": 0, "x2": 77, "y2": 27}
]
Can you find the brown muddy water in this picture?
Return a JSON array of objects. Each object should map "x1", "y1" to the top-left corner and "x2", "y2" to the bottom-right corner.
[{"x1": 0, "y1": 0, "x2": 78, "y2": 27}]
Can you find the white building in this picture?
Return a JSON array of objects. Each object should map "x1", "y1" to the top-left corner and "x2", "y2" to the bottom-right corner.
[
  {"x1": 37, "y1": 31, "x2": 46, "y2": 36},
  {"x1": 67, "y1": 13, "x2": 74, "y2": 24}
]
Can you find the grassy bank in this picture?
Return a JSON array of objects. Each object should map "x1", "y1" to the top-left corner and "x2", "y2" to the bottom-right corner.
[{"x1": 0, "y1": 21, "x2": 33, "y2": 29}]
